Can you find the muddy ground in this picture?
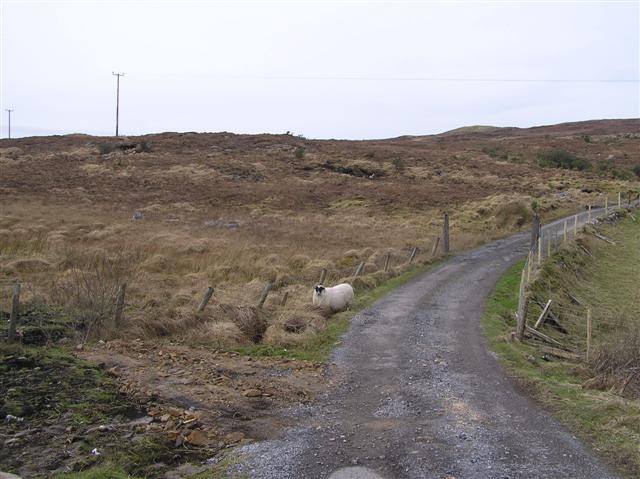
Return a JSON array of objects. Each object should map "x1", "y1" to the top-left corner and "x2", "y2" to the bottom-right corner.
[{"x1": 0, "y1": 339, "x2": 325, "y2": 477}]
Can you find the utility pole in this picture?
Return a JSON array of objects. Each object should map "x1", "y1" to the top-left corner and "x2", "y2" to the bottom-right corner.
[
  {"x1": 112, "y1": 72, "x2": 124, "y2": 136},
  {"x1": 5, "y1": 109, "x2": 13, "y2": 138}
]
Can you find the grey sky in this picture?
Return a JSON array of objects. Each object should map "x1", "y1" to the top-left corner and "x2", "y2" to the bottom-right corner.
[{"x1": 1, "y1": 0, "x2": 638, "y2": 139}]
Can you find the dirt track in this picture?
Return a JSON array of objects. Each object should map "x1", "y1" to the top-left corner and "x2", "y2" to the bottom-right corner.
[{"x1": 236, "y1": 213, "x2": 619, "y2": 479}]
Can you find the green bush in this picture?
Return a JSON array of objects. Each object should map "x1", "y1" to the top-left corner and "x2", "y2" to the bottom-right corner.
[
  {"x1": 294, "y1": 147, "x2": 305, "y2": 159},
  {"x1": 537, "y1": 149, "x2": 591, "y2": 171},
  {"x1": 633, "y1": 165, "x2": 640, "y2": 178},
  {"x1": 97, "y1": 143, "x2": 116, "y2": 155}
]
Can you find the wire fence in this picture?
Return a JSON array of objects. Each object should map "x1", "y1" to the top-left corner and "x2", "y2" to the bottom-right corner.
[{"x1": 514, "y1": 191, "x2": 640, "y2": 358}]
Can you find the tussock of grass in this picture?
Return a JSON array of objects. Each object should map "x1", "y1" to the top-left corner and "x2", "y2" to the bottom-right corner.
[{"x1": 483, "y1": 215, "x2": 640, "y2": 478}]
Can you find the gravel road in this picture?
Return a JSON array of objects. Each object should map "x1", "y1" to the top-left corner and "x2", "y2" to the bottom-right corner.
[{"x1": 237, "y1": 212, "x2": 619, "y2": 479}]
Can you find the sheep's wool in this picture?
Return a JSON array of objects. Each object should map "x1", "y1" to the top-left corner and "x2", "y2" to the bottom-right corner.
[{"x1": 312, "y1": 283, "x2": 354, "y2": 312}]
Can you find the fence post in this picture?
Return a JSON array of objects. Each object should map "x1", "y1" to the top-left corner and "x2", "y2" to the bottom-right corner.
[
  {"x1": 257, "y1": 282, "x2": 272, "y2": 309},
  {"x1": 563, "y1": 221, "x2": 567, "y2": 243},
  {"x1": 574, "y1": 214, "x2": 578, "y2": 237},
  {"x1": 280, "y1": 291, "x2": 289, "y2": 307},
  {"x1": 516, "y1": 268, "x2": 527, "y2": 340},
  {"x1": 443, "y1": 213, "x2": 450, "y2": 254},
  {"x1": 197, "y1": 286, "x2": 214, "y2": 313},
  {"x1": 354, "y1": 262, "x2": 365, "y2": 277},
  {"x1": 431, "y1": 237, "x2": 440, "y2": 257},
  {"x1": 586, "y1": 307, "x2": 592, "y2": 361},
  {"x1": 114, "y1": 283, "x2": 127, "y2": 327},
  {"x1": 409, "y1": 246, "x2": 418, "y2": 264},
  {"x1": 319, "y1": 268, "x2": 327, "y2": 285},
  {"x1": 618, "y1": 191, "x2": 621, "y2": 208},
  {"x1": 547, "y1": 234, "x2": 551, "y2": 257},
  {"x1": 588, "y1": 204, "x2": 592, "y2": 223},
  {"x1": 527, "y1": 251, "x2": 533, "y2": 283},
  {"x1": 605, "y1": 196, "x2": 608, "y2": 214},
  {"x1": 538, "y1": 237, "x2": 542, "y2": 265},
  {"x1": 530, "y1": 214, "x2": 540, "y2": 250},
  {"x1": 384, "y1": 253, "x2": 391, "y2": 272},
  {"x1": 8, "y1": 282, "x2": 21, "y2": 342}
]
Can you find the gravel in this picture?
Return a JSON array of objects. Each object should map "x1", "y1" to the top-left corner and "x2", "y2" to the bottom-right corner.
[{"x1": 235, "y1": 212, "x2": 619, "y2": 479}]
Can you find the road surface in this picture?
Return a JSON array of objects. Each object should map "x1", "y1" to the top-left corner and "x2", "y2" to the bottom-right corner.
[{"x1": 237, "y1": 210, "x2": 620, "y2": 479}]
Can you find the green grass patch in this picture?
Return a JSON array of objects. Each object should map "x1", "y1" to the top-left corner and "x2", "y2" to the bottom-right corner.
[
  {"x1": 233, "y1": 259, "x2": 445, "y2": 362},
  {"x1": 482, "y1": 216, "x2": 640, "y2": 478}
]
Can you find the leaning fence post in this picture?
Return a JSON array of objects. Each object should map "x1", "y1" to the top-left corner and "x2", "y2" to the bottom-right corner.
[
  {"x1": 431, "y1": 237, "x2": 440, "y2": 257},
  {"x1": 280, "y1": 291, "x2": 289, "y2": 307},
  {"x1": 319, "y1": 268, "x2": 327, "y2": 285},
  {"x1": 8, "y1": 282, "x2": 21, "y2": 342},
  {"x1": 442, "y1": 213, "x2": 450, "y2": 253},
  {"x1": 353, "y1": 262, "x2": 365, "y2": 277},
  {"x1": 257, "y1": 282, "x2": 272, "y2": 309},
  {"x1": 197, "y1": 286, "x2": 214, "y2": 313},
  {"x1": 408, "y1": 246, "x2": 418, "y2": 264},
  {"x1": 586, "y1": 307, "x2": 592, "y2": 361},
  {"x1": 114, "y1": 283, "x2": 127, "y2": 327},
  {"x1": 383, "y1": 253, "x2": 391, "y2": 272}
]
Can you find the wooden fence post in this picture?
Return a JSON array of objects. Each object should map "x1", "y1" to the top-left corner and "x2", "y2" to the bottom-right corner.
[
  {"x1": 383, "y1": 253, "x2": 391, "y2": 272},
  {"x1": 8, "y1": 282, "x2": 21, "y2": 342},
  {"x1": 319, "y1": 268, "x2": 327, "y2": 285},
  {"x1": 516, "y1": 268, "x2": 527, "y2": 340},
  {"x1": 431, "y1": 237, "x2": 440, "y2": 257},
  {"x1": 563, "y1": 221, "x2": 567, "y2": 243},
  {"x1": 588, "y1": 204, "x2": 592, "y2": 223},
  {"x1": 605, "y1": 196, "x2": 608, "y2": 214},
  {"x1": 531, "y1": 214, "x2": 540, "y2": 250},
  {"x1": 197, "y1": 286, "x2": 214, "y2": 313},
  {"x1": 574, "y1": 214, "x2": 578, "y2": 237},
  {"x1": 538, "y1": 237, "x2": 542, "y2": 265},
  {"x1": 534, "y1": 299, "x2": 552, "y2": 330},
  {"x1": 257, "y1": 282, "x2": 272, "y2": 309},
  {"x1": 547, "y1": 234, "x2": 551, "y2": 257},
  {"x1": 618, "y1": 191, "x2": 621, "y2": 208},
  {"x1": 408, "y1": 246, "x2": 418, "y2": 264},
  {"x1": 527, "y1": 251, "x2": 533, "y2": 283},
  {"x1": 443, "y1": 213, "x2": 450, "y2": 253},
  {"x1": 354, "y1": 262, "x2": 365, "y2": 277},
  {"x1": 114, "y1": 283, "x2": 127, "y2": 327},
  {"x1": 586, "y1": 307, "x2": 592, "y2": 361},
  {"x1": 280, "y1": 291, "x2": 289, "y2": 307}
]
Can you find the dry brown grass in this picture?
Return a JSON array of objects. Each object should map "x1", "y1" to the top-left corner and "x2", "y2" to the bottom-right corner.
[{"x1": 1, "y1": 124, "x2": 638, "y2": 348}]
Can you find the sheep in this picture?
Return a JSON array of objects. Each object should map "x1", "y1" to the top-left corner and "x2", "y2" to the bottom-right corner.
[{"x1": 312, "y1": 283, "x2": 354, "y2": 312}]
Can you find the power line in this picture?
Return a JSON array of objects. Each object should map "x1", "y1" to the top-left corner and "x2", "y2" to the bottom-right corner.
[
  {"x1": 5, "y1": 109, "x2": 14, "y2": 139},
  {"x1": 112, "y1": 72, "x2": 125, "y2": 136}
]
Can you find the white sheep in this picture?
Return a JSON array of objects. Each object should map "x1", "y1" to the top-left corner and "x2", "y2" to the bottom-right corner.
[{"x1": 312, "y1": 283, "x2": 354, "y2": 312}]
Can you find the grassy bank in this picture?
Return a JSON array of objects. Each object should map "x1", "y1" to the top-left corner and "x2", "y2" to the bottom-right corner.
[{"x1": 482, "y1": 214, "x2": 640, "y2": 477}]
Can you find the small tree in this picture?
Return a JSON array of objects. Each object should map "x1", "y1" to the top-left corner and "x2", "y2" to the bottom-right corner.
[{"x1": 294, "y1": 147, "x2": 305, "y2": 159}]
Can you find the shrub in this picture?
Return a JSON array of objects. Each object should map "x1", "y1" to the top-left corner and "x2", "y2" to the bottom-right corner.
[
  {"x1": 537, "y1": 149, "x2": 591, "y2": 171},
  {"x1": 391, "y1": 158, "x2": 406, "y2": 173},
  {"x1": 633, "y1": 165, "x2": 640, "y2": 178},
  {"x1": 294, "y1": 147, "x2": 305, "y2": 159},
  {"x1": 97, "y1": 142, "x2": 116, "y2": 155}
]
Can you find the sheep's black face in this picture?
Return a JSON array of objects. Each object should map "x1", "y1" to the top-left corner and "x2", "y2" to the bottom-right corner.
[{"x1": 314, "y1": 285, "x2": 325, "y2": 295}]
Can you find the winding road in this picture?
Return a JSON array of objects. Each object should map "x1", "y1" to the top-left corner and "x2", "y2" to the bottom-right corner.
[{"x1": 238, "y1": 211, "x2": 619, "y2": 479}]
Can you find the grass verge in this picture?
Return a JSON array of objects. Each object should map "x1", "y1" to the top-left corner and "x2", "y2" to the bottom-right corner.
[{"x1": 482, "y1": 216, "x2": 640, "y2": 478}]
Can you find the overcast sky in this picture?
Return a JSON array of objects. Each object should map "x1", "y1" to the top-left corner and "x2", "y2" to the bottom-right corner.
[{"x1": 1, "y1": 0, "x2": 638, "y2": 139}]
